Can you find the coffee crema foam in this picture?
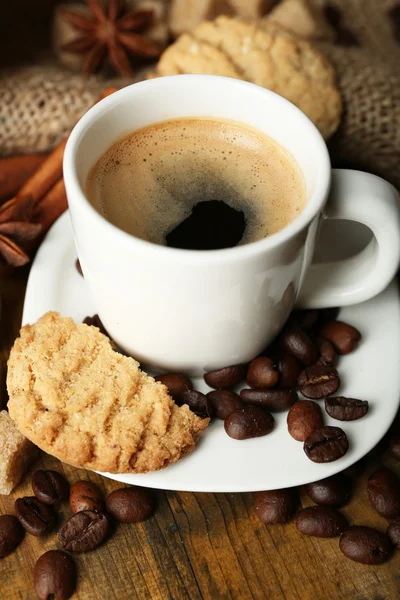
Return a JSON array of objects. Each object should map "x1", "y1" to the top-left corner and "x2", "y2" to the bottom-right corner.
[{"x1": 86, "y1": 118, "x2": 306, "y2": 246}]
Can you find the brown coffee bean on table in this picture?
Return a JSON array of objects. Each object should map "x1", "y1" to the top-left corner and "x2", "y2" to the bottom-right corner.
[
  {"x1": 69, "y1": 481, "x2": 104, "y2": 514},
  {"x1": 316, "y1": 337, "x2": 338, "y2": 366},
  {"x1": 154, "y1": 373, "x2": 193, "y2": 402},
  {"x1": 0, "y1": 515, "x2": 25, "y2": 558},
  {"x1": 297, "y1": 364, "x2": 340, "y2": 399},
  {"x1": 277, "y1": 353, "x2": 302, "y2": 389},
  {"x1": 287, "y1": 400, "x2": 323, "y2": 442},
  {"x1": 324, "y1": 396, "x2": 369, "y2": 421},
  {"x1": 179, "y1": 389, "x2": 214, "y2": 417},
  {"x1": 367, "y1": 467, "x2": 400, "y2": 519},
  {"x1": 224, "y1": 406, "x2": 274, "y2": 440},
  {"x1": 255, "y1": 488, "x2": 298, "y2": 524},
  {"x1": 339, "y1": 526, "x2": 393, "y2": 564},
  {"x1": 304, "y1": 426, "x2": 349, "y2": 463},
  {"x1": 106, "y1": 487, "x2": 155, "y2": 522},
  {"x1": 296, "y1": 506, "x2": 348, "y2": 537},
  {"x1": 34, "y1": 550, "x2": 76, "y2": 600},
  {"x1": 246, "y1": 357, "x2": 279, "y2": 389},
  {"x1": 32, "y1": 470, "x2": 70, "y2": 505},
  {"x1": 240, "y1": 388, "x2": 298, "y2": 412},
  {"x1": 389, "y1": 435, "x2": 400, "y2": 460},
  {"x1": 204, "y1": 364, "x2": 245, "y2": 389},
  {"x1": 319, "y1": 320, "x2": 361, "y2": 355},
  {"x1": 305, "y1": 473, "x2": 350, "y2": 507},
  {"x1": 279, "y1": 324, "x2": 318, "y2": 366},
  {"x1": 207, "y1": 389, "x2": 243, "y2": 420},
  {"x1": 15, "y1": 496, "x2": 56, "y2": 536},
  {"x1": 387, "y1": 517, "x2": 400, "y2": 548},
  {"x1": 58, "y1": 510, "x2": 109, "y2": 553}
]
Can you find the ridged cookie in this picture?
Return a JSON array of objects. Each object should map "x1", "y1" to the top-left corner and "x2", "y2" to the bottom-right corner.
[
  {"x1": 7, "y1": 312, "x2": 208, "y2": 474},
  {"x1": 157, "y1": 16, "x2": 342, "y2": 139}
]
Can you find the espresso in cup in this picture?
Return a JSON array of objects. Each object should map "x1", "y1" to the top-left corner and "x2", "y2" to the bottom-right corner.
[{"x1": 86, "y1": 118, "x2": 306, "y2": 250}]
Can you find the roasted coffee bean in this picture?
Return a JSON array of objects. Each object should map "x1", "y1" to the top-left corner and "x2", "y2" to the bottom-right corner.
[
  {"x1": 291, "y1": 310, "x2": 319, "y2": 331},
  {"x1": 246, "y1": 357, "x2": 279, "y2": 389},
  {"x1": 255, "y1": 489, "x2": 298, "y2": 524},
  {"x1": 296, "y1": 506, "x2": 347, "y2": 537},
  {"x1": 318, "y1": 307, "x2": 340, "y2": 325},
  {"x1": 154, "y1": 373, "x2": 193, "y2": 402},
  {"x1": 32, "y1": 470, "x2": 70, "y2": 505},
  {"x1": 339, "y1": 526, "x2": 393, "y2": 564},
  {"x1": 69, "y1": 481, "x2": 104, "y2": 514},
  {"x1": 287, "y1": 400, "x2": 323, "y2": 442},
  {"x1": 297, "y1": 364, "x2": 340, "y2": 399},
  {"x1": 367, "y1": 467, "x2": 400, "y2": 519},
  {"x1": 389, "y1": 435, "x2": 400, "y2": 460},
  {"x1": 277, "y1": 353, "x2": 302, "y2": 389},
  {"x1": 316, "y1": 337, "x2": 338, "y2": 366},
  {"x1": 224, "y1": 406, "x2": 274, "y2": 440},
  {"x1": 387, "y1": 517, "x2": 400, "y2": 549},
  {"x1": 34, "y1": 550, "x2": 76, "y2": 600},
  {"x1": 240, "y1": 388, "x2": 298, "y2": 412},
  {"x1": 207, "y1": 389, "x2": 243, "y2": 420},
  {"x1": 204, "y1": 365, "x2": 245, "y2": 389},
  {"x1": 106, "y1": 487, "x2": 155, "y2": 522},
  {"x1": 15, "y1": 496, "x2": 55, "y2": 536},
  {"x1": 304, "y1": 426, "x2": 349, "y2": 463},
  {"x1": 325, "y1": 396, "x2": 368, "y2": 421},
  {"x1": 319, "y1": 320, "x2": 361, "y2": 355},
  {"x1": 180, "y1": 389, "x2": 214, "y2": 417},
  {"x1": 75, "y1": 258, "x2": 83, "y2": 277},
  {"x1": 279, "y1": 324, "x2": 318, "y2": 366},
  {"x1": 305, "y1": 474, "x2": 350, "y2": 507},
  {"x1": 58, "y1": 510, "x2": 109, "y2": 553},
  {"x1": 0, "y1": 515, "x2": 24, "y2": 558},
  {"x1": 83, "y1": 314, "x2": 110, "y2": 337}
]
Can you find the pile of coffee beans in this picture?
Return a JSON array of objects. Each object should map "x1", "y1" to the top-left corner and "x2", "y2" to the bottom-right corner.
[
  {"x1": 0, "y1": 469, "x2": 155, "y2": 599},
  {"x1": 156, "y1": 308, "x2": 367, "y2": 464}
]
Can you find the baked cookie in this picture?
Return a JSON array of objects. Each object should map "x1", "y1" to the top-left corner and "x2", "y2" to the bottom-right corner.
[
  {"x1": 157, "y1": 16, "x2": 342, "y2": 139},
  {"x1": 7, "y1": 312, "x2": 208, "y2": 474}
]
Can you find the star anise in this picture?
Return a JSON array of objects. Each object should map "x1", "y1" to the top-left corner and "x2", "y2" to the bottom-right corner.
[
  {"x1": 0, "y1": 196, "x2": 42, "y2": 270},
  {"x1": 61, "y1": 0, "x2": 162, "y2": 77}
]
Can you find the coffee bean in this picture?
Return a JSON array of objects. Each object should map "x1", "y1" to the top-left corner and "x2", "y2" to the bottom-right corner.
[
  {"x1": 316, "y1": 337, "x2": 338, "y2": 366},
  {"x1": 287, "y1": 400, "x2": 323, "y2": 441},
  {"x1": 204, "y1": 365, "x2": 245, "y2": 389},
  {"x1": 319, "y1": 320, "x2": 361, "y2": 355},
  {"x1": 69, "y1": 481, "x2": 104, "y2": 514},
  {"x1": 387, "y1": 517, "x2": 400, "y2": 549},
  {"x1": 179, "y1": 389, "x2": 214, "y2": 417},
  {"x1": 339, "y1": 526, "x2": 393, "y2": 564},
  {"x1": 304, "y1": 426, "x2": 349, "y2": 463},
  {"x1": 277, "y1": 353, "x2": 302, "y2": 389},
  {"x1": 32, "y1": 470, "x2": 70, "y2": 505},
  {"x1": 240, "y1": 388, "x2": 298, "y2": 412},
  {"x1": 0, "y1": 515, "x2": 24, "y2": 558},
  {"x1": 255, "y1": 489, "x2": 298, "y2": 524},
  {"x1": 341, "y1": 459, "x2": 365, "y2": 479},
  {"x1": 298, "y1": 364, "x2": 340, "y2": 399},
  {"x1": 305, "y1": 474, "x2": 350, "y2": 507},
  {"x1": 15, "y1": 496, "x2": 55, "y2": 536},
  {"x1": 291, "y1": 310, "x2": 319, "y2": 331},
  {"x1": 154, "y1": 373, "x2": 193, "y2": 402},
  {"x1": 246, "y1": 357, "x2": 279, "y2": 389},
  {"x1": 325, "y1": 396, "x2": 368, "y2": 421},
  {"x1": 34, "y1": 550, "x2": 76, "y2": 600},
  {"x1": 106, "y1": 487, "x2": 155, "y2": 522},
  {"x1": 75, "y1": 258, "x2": 83, "y2": 277},
  {"x1": 58, "y1": 510, "x2": 109, "y2": 553},
  {"x1": 389, "y1": 435, "x2": 400, "y2": 460},
  {"x1": 279, "y1": 324, "x2": 318, "y2": 366},
  {"x1": 224, "y1": 406, "x2": 274, "y2": 440},
  {"x1": 319, "y1": 307, "x2": 340, "y2": 325},
  {"x1": 296, "y1": 506, "x2": 348, "y2": 537},
  {"x1": 207, "y1": 389, "x2": 243, "y2": 420},
  {"x1": 367, "y1": 467, "x2": 400, "y2": 519}
]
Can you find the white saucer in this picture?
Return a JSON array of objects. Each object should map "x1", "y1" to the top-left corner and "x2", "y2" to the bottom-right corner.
[{"x1": 23, "y1": 212, "x2": 400, "y2": 492}]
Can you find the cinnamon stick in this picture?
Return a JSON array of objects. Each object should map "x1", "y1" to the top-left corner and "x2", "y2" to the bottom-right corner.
[
  {"x1": 34, "y1": 179, "x2": 68, "y2": 235},
  {"x1": 0, "y1": 154, "x2": 47, "y2": 203}
]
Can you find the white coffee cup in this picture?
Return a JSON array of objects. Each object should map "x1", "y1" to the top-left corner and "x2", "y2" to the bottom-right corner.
[{"x1": 64, "y1": 75, "x2": 400, "y2": 374}]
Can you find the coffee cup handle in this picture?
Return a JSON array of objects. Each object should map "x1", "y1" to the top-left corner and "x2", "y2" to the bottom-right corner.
[{"x1": 297, "y1": 169, "x2": 400, "y2": 308}]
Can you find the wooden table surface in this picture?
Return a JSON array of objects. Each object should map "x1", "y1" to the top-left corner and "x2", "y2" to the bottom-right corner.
[{"x1": 1, "y1": 270, "x2": 400, "y2": 600}]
